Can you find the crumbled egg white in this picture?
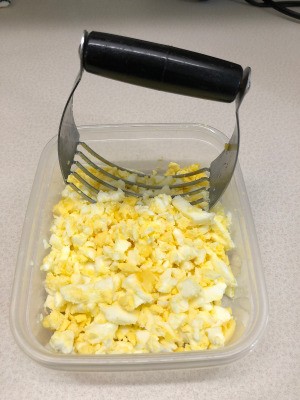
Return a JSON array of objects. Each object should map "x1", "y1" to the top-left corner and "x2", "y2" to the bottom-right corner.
[{"x1": 41, "y1": 163, "x2": 237, "y2": 355}]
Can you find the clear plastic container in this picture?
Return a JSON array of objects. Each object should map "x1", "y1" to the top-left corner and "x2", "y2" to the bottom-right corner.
[{"x1": 10, "y1": 124, "x2": 268, "y2": 371}]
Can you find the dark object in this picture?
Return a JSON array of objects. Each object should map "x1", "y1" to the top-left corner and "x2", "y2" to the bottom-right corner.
[
  {"x1": 59, "y1": 31, "x2": 251, "y2": 209},
  {"x1": 83, "y1": 31, "x2": 243, "y2": 103},
  {"x1": 244, "y1": 0, "x2": 300, "y2": 20}
]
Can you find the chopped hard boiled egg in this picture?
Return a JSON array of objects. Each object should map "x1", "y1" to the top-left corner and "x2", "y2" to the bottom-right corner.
[
  {"x1": 41, "y1": 162, "x2": 237, "y2": 355},
  {"x1": 49, "y1": 330, "x2": 74, "y2": 354}
]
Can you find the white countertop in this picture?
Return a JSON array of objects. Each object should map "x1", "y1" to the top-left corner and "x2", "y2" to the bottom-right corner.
[{"x1": 1, "y1": 1, "x2": 299, "y2": 399}]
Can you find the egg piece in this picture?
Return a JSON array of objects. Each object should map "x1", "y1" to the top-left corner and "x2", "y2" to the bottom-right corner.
[
  {"x1": 94, "y1": 277, "x2": 114, "y2": 291},
  {"x1": 85, "y1": 322, "x2": 118, "y2": 344},
  {"x1": 173, "y1": 228, "x2": 184, "y2": 245},
  {"x1": 136, "y1": 330, "x2": 150, "y2": 348},
  {"x1": 71, "y1": 233, "x2": 88, "y2": 247},
  {"x1": 209, "y1": 253, "x2": 237, "y2": 287},
  {"x1": 206, "y1": 326, "x2": 225, "y2": 347},
  {"x1": 49, "y1": 234, "x2": 63, "y2": 250},
  {"x1": 43, "y1": 239, "x2": 50, "y2": 249},
  {"x1": 191, "y1": 282, "x2": 227, "y2": 308},
  {"x1": 94, "y1": 277, "x2": 115, "y2": 303},
  {"x1": 223, "y1": 319, "x2": 236, "y2": 343},
  {"x1": 170, "y1": 294, "x2": 189, "y2": 313},
  {"x1": 147, "y1": 335, "x2": 163, "y2": 353},
  {"x1": 94, "y1": 256, "x2": 111, "y2": 275},
  {"x1": 181, "y1": 261, "x2": 194, "y2": 271},
  {"x1": 178, "y1": 278, "x2": 201, "y2": 299},
  {"x1": 213, "y1": 215, "x2": 234, "y2": 250},
  {"x1": 210, "y1": 306, "x2": 232, "y2": 326},
  {"x1": 122, "y1": 274, "x2": 153, "y2": 305},
  {"x1": 60, "y1": 284, "x2": 100, "y2": 304},
  {"x1": 170, "y1": 245, "x2": 199, "y2": 264},
  {"x1": 115, "y1": 238, "x2": 131, "y2": 253},
  {"x1": 150, "y1": 194, "x2": 172, "y2": 213},
  {"x1": 54, "y1": 292, "x2": 66, "y2": 310},
  {"x1": 44, "y1": 295, "x2": 55, "y2": 310},
  {"x1": 101, "y1": 304, "x2": 138, "y2": 325},
  {"x1": 42, "y1": 310, "x2": 66, "y2": 331},
  {"x1": 167, "y1": 313, "x2": 187, "y2": 330},
  {"x1": 97, "y1": 188, "x2": 125, "y2": 203},
  {"x1": 49, "y1": 330, "x2": 74, "y2": 354},
  {"x1": 156, "y1": 269, "x2": 178, "y2": 294},
  {"x1": 160, "y1": 340, "x2": 177, "y2": 352},
  {"x1": 172, "y1": 196, "x2": 214, "y2": 225},
  {"x1": 111, "y1": 341, "x2": 134, "y2": 354}
]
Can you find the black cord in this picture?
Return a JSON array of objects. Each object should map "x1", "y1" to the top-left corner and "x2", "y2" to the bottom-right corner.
[
  {"x1": 244, "y1": 0, "x2": 300, "y2": 19},
  {"x1": 244, "y1": 0, "x2": 268, "y2": 6}
]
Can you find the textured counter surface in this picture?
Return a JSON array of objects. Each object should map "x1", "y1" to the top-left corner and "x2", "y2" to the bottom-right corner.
[{"x1": 1, "y1": 1, "x2": 299, "y2": 399}]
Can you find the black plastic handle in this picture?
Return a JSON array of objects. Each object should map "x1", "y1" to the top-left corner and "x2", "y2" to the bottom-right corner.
[{"x1": 82, "y1": 31, "x2": 243, "y2": 103}]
